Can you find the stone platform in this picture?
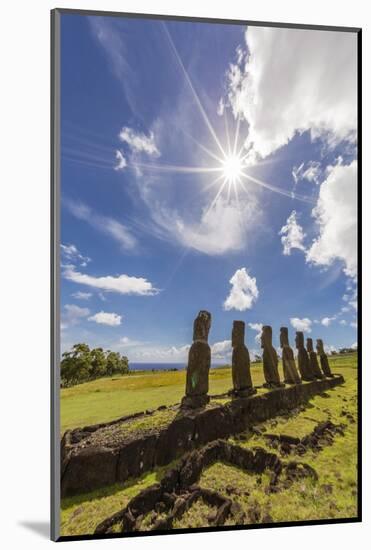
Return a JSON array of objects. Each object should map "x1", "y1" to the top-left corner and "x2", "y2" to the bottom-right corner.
[{"x1": 61, "y1": 374, "x2": 344, "y2": 498}]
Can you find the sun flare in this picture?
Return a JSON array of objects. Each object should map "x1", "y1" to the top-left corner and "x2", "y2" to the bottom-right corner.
[{"x1": 222, "y1": 154, "x2": 244, "y2": 184}]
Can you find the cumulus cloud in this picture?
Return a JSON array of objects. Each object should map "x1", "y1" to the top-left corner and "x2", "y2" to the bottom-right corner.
[
  {"x1": 119, "y1": 126, "x2": 160, "y2": 157},
  {"x1": 114, "y1": 150, "x2": 127, "y2": 171},
  {"x1": 61, "y1": 243, "x2": 91, "y2": 267},
  {"x1": 88, "y1": 311, "x2": 122, "y2": 326},
  {"x1": 306, "y1": 160, "x2": 357, "y2": 278},
  {"x1": 248, "y1": 322, "x2": 263, "y2": 343},
  {"x1": 119, "y1": 336, "x2": 142, "y2": 347},
  {"x1": 65, "y1": 200, "x2": 137, "y2": 251},
  {"x1": 62, "y1": 303, "x2": 90, "y2": 329},
  {"x1": 321, "y1": 316, "x2": 336, "y2": 327},
  {"x1": 132, "y1": 344, "x2": 190, "y2": 362},
  {"x1": 131, "y1": 340, "x2": 234, "y2": 363},
  {"x1": 71, "y1": 291, "x2": 92, "y2": 300},
  {"x1": 211, "y1": 340, "x2": 232, "y2": 360},
  {"x1": 279, "y1": 210, "x2": 306, "y2": 255},
  {"x1": 292, "y1": 161, "x2": 321, "y2": 185},
  {"x1": 226, "y1": 26, "x2": 357, "y2": 159},
  {"x1": 290, "y1": 317, "x2": 312, "y2": 333},
  {"x1": 351, "y1": 342, "x2": 358, "y2": 350},
  {"x1": 63, "y1": 265, "x2": 159, "y2": 296},
  {"x1": 223, "y1": 268, "x2": 259, "y2": 311},
  {"x1": 339, "y1": 319, "x2": 347, "y2": 326}
]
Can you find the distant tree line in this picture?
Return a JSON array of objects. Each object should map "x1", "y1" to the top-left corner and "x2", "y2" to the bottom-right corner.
[
  {"x1": 61, "y1": 343, "x2": 129, "y2": 387},
  {"x1": 338, "y1": 347, "x2": 357, "y2": 354}
]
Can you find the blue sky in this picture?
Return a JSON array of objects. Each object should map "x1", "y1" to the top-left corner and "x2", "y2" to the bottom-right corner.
[{"x1": 60, "y1": 14, "x2": 358, "y2": 362}]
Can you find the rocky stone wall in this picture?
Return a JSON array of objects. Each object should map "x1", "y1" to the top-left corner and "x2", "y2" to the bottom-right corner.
[{"x1": 61, "y1": 374, "x2": 344, "y2": 498}]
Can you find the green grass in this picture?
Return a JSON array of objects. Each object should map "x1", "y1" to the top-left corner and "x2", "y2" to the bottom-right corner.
[
  {"x1": 60, "y1": 353, "x2": 358, "y2": 535},
  {"x1": 61, "y1": 353, "x2": 355, "y2": 434},
  {"x1": 61, "y1": 364, "x2": 263, "y2": 433},
  {"x1": 60, "y1": 460, "x2": 179, "y2": 536}
]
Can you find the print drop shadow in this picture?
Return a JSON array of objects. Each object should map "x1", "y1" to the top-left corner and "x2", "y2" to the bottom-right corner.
[{"x1": 18, "y1": 521, "x2": 49, "y2": 539}]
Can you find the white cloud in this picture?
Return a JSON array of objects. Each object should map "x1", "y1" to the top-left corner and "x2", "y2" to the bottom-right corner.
[
  {"x1": 62, "y1": 303, "x2": 90, "y2": 329},
  {"x1": 279, "y1": 210, "x2": 306, "y2": 255},
  {"x1": 290, "y1": 317, "x2": 312, "y2": 333},
  {"x1": 292, "y1": 161, "x2": 321, "y2": 185},
  {"x1": 223, "y1": 268, "x2": 259, "y2": 311},
  {"x1": 65, "y1": 200, "x2": 137, "y2": 251},
  {"x1": 151, "y1": 195, "x2": 260, "y2": 256},
  {"x1": 88, "y1": 311, "x2": 122, "y2": 326},
  {"x1": 119, "y1": 336, "x2": 142, "y2": 347},
  {"x1": 211, "y1": 340, "x2": 231, "y2": 360},
  {"x1": 61, "y1": 243, "x2": 91, "y2": 267},
  {"x1": 350, "y1": 321, "x2": 357, "y2": 329},
  {"x1": 119, "y1": 126, "x2": 160, "y2": 157},
  {"x1": 321, "y1": 316, "x2": 336, "y2": 327},
  {"x1": 306, "y1": 160, "x2": 357, "y2": 278},
  {"x1": 89, "y1": 17, "x2": 139, "y2": 114},
  {"x1": 343, "y1": 283, "x2": 358, "y2": 311},
  {"x1": 339, "y1": 319, "x2": 347, "y2": 326},
  {"x1": 351, "y1": 342, "x2": 358, "y2": 350},
  {"x1": 114, "y1": 150, "x2": 127, "y2": 171},
  {"x1": 226, "y1": 26, "x2": 357, "y2": 159},
  {"x1": 217, "y1": 98, "x2": 225, "y2": 116},
  {"x1": 63, "y1": 265, "x2": 159, "y2": 296},
  {"x1": 71, "y1": 291, "x2": 92, "y2": 300},
  {"x1": 132, "y1": 344, "x2": 190, "y2": 363},
  {"x1": 248, "y1": 322, "x2": 263, "y2": 343}
]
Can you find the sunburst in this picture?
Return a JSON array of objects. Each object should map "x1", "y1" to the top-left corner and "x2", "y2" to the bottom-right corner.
[{"x1": 125, "y1": 24, "x2": 315, "y2": 208}]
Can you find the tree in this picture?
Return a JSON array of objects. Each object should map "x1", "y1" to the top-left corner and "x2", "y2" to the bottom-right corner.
[
  {"x1": 60, "y1": 343, "x2": 130, "y2": 386},
  {"x1": 117, "y1": 354, "x2": 129, "y2": 375},
  {"x1": 90, "y1": 347, "x2": 106, "y2": 379},
  {"x1": 61, "y1": 343, "x2": 91, "y2": 386},
  {"x1": 106, "y1": 351, "x2": 121, "y2": 376}
]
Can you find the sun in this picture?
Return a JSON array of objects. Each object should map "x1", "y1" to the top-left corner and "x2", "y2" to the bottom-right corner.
[{"x1": 222, "y1": 154, "x2": 244, "y2": 184}]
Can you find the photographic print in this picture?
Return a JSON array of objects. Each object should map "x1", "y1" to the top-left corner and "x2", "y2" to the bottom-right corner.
[{"x1": 51, "y1": 9, "x2": 360, "y2": 541}]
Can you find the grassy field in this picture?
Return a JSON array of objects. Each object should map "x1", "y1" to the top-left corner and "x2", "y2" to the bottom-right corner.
[
  {"x1": 61, "y1": 355, "x2": 353, "y2": 434},
  {"x1": 61, "y1": 363, "x2": 260, "y2": 433},
  {"x1": 60, "y1": 353, "x2": 358, "y2": 536}
]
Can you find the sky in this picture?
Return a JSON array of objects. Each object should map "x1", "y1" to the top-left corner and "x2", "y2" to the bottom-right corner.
[{"x1": 60, "y1": 14, "x2": 358, "y2": 363}]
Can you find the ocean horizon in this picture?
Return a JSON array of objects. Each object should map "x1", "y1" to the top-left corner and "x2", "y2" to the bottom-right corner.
[{"x1": 130, "y1": 362, "x2": 229, "y2": 371}]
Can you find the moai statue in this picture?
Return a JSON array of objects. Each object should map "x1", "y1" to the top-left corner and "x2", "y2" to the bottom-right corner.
[
  {"x1": 181, "y1": 310, "x2": 212, "y2": 409},
  {"x1": 280, "y1": 327, "x2": 301, "y2": 384},
  {"x1": 316, "y1": 339, "x2": 334, "y2": 377},
  {"x1": 230, "y1": 321, "x2": 256, "y2": 397},
  {"x1": 261, "y1": 326, "x2": 284, "y2": 388},
  {"x1": 295, "y1": 331, "x2": 315, "y2": 381},
  {"x1": 307, "y1": 338, "x2": 325, "y2": 379}
]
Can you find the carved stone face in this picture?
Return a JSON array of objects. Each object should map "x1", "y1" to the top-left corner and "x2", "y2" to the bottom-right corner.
[
  {"x1": 280, "y1": 327, "x2": 289, "y2": 347},
  {"x1": 261, "y1": 325, "x2": 272, "y2": 348},
  {"x1": 295, "y1": 331, "x2": 304, "y2": 349},
  {"x1": 316, "y1": 339, "x2": 325, "y2": 354},
  {"x1": 307, "y1": 338, "x2": 314, "y2": 352},
  {"x1": 232, "y1": 320, "x2": 245, "y2": 347},
  {"x1": 193, "y1": 310, "x2": 211, "y2": 341}
]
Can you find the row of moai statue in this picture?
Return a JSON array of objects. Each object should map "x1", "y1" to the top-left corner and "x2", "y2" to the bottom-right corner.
[{"x1": 181, "y1": 310, "x2": 333, "y2": 409}]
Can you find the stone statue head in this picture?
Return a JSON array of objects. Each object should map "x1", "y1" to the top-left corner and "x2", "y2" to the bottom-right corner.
[
  {"x1": 193, "y1": 310, "x2": 211, "y2": 342},
  {"x1": 261, "y1": 325, "x2": 272, "y2": 348},
  {"x1": 306, "y1": 338, "x2": 314, "y2": 352},
  {"x1": 232, "y1": 320, "x2": 245, "y2": 347},
  {"x1": 295, "y1": 331, "x2": 304, "y2": 349},
  {"x1": 316, "y1": 338, "x2": 325, "y2": 354},
  {"x1": 280, "y1": 327, "x2": 289, "y2": 348}
]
